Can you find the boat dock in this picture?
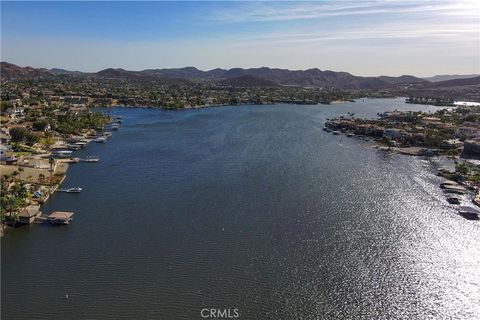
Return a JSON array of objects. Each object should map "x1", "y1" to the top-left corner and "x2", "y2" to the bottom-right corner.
[
  {"x1": 34, "y1": 211, "x2": 75, "y2": 225},
  {"x1": 46, "y1": 211, "x2": 74, "y2": 225}
]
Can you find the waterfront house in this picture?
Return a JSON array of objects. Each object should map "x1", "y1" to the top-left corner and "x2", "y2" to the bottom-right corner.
[{"x1": 18, "y1": 205, "x2": 41, "y2": 224}]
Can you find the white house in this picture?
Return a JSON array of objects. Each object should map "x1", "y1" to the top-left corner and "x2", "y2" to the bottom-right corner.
[{"x1": 7, "y1": 106, "x2": 25, "y2": 118}]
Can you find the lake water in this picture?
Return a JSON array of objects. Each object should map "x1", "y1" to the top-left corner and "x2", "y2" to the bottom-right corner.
[{"x1": 2, "y1": 98, "x2": 480, "y2": 319}]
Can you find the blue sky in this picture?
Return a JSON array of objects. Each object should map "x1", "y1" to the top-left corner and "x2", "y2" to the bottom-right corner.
[{"x1": 1, "y1": 1, "x2": 479, "y2": 76}]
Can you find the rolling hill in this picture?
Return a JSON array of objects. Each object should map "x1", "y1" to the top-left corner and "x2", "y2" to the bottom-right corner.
[{"x1": 2, "y1": 61, "x2": 431, "y2": 89}]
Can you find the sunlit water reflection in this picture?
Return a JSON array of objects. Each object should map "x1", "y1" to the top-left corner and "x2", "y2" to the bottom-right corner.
[{"x1": 2, "y1": 99, "x2": 479, "y2": 319}]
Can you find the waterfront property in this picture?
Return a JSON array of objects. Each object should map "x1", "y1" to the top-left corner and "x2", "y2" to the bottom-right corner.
[
  {"x1": 325, "y1": 103, "x2": 480, "y2": 157},
  {"x1": 18, "y1": 205, "x2": 41, "y2": 224}
]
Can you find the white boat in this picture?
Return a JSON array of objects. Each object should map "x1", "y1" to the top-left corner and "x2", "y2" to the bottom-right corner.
[
  {"x1": 442, "y1": 185, "x2": 467, "y2": 194},
  {"x1": 59, "y1": 187, "x2": 82, "y2": 193},
  {"x1": 52, "y1": 150, "x2": 73, "y2": 158},
  {"x1": 67, "y1": 144, "x2": 82, "y2": 150},
  {"x1": 64, "y1": 157, "x2": 80, "y2": 163},
  {"x1": 94, "y1": 137, "x2": 107, "y2": 143},
  {"x1": 75, "y1": 141, "x2": 88, "y2": 148},
  {"x1": 81, "y1": 156, "x2": 100, "y2": 163},
  {"x1": 440, "y1": 180, "x2": 459, "y2": 188}
]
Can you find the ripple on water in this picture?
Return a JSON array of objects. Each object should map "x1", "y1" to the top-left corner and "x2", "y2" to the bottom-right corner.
[{"x1": 2, "y1": 101, "x2": 480, "y2": 319}]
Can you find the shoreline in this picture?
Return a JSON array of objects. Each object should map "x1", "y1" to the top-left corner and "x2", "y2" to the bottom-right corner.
[
  {"x1": 1, "y1": 119, "x2": 116, "y2": 233},
  {"x1": 324, "y1": 123, "x2": 480, "y2": 212}
]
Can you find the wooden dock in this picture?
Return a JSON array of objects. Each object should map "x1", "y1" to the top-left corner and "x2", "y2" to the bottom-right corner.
[
  {"x1": 36, "y1": 211, "x2": 75, "y2": 225},
  {"x1": 47, "y1": 211, "x2": 74, "y2": 225}
]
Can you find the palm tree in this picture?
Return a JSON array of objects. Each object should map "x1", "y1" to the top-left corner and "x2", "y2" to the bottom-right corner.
[
  {"x1": 48, "y1": 157, "x2": 55, "y2": 188},
  {"x1": 43, "y1": 132, "x2": 55, "y2": 151}
]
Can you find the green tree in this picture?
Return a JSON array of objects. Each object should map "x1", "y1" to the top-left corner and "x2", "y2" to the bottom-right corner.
[
  {"x1": 447, "y1": 148, "x2": 459, "y2": 158},
  {"x1": 42, "y1": 132, "x2": 55, "y2": 150},
  {"x1": 1, "y1": 182, "x2": 29, "y2": 226},
  {"x1": 32, "y1": 120, "x2": 49, "y2": 131},
  {"x1": 456, "y1": 162, "x2": 469, "y2": 175},
  {"x1": 9, "y1": 127, "x2": 28, "y2": 144},
  {"x1": 380, "y1": 136, "x2": 394, "y2": 150},
  {"x1": 0, "y1": 101, "x2": 10, "y2": 114},
  {"x1": 25, "y1": 132, "x2": 40, "y2": 146}
]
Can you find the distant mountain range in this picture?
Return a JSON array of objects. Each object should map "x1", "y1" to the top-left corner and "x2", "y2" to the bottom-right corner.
[
  {"x1": 423, "y1": 74, "x2": 479, "y2": 82},
  {"x1": 132, "y1": 66, "x2": 428, "y2": 89},
  {"x1": 429, "y1": 76, "x2": 480, "y2": 87},
  {"x1": 49, "y1": 68, "x2": 85, "y2": 76},
  {"x1": 2, "y1": 61, "x2": 479, "y2": 90}
]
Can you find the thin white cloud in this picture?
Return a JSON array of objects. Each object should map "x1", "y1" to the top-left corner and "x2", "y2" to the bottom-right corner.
[
  {"x1": 233, "y1": 26, "x2": 479, "y2": 45},
  {"x1": 213, "y1": 0, "x2": 479, "y2": 22},
  {"x1": 1, "y1": 0, "x2": 478, "y2": 76}
]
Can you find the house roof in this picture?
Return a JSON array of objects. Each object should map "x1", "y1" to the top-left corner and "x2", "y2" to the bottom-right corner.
[{"x1": 19, "y1": 205, "x2": 40, "y2": 218}]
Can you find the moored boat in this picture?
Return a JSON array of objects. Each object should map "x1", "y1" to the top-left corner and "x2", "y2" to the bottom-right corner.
[
  {"x1": 58, "y1": 187, "x2": 82, "y2": 193},
  {"x1": 446, "y1": 194, "x2": 462, "y2": 204},
  {"x1": 458, "y1": 206, "x2": 480, "y2": 220},
  {"x1": 94, "y1": 137, "x2": 107, "y2": 143},
  {"x1": 67, "y1": 144, "x2": 82, "y2": 150},
  {"x1": 64, "y1": 157, "x2": 80, "y2": 163},
  {"x1": 51, "y1": 150, "x2": 73, "y2": 158},
  {"x1": 442, "y1": 185, "x2": 467, "y2": 194},
  {"x1": 440, "y1": 180, "x2": 459, "y2": 188},
  {"x1": 81, "y1": 156, "x2": 100, "y2": 163}
]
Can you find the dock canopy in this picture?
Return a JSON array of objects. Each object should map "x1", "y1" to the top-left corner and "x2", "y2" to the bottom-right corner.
[{"x1": 47, "y1": 211, "x2": 74, "y2": 225}]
